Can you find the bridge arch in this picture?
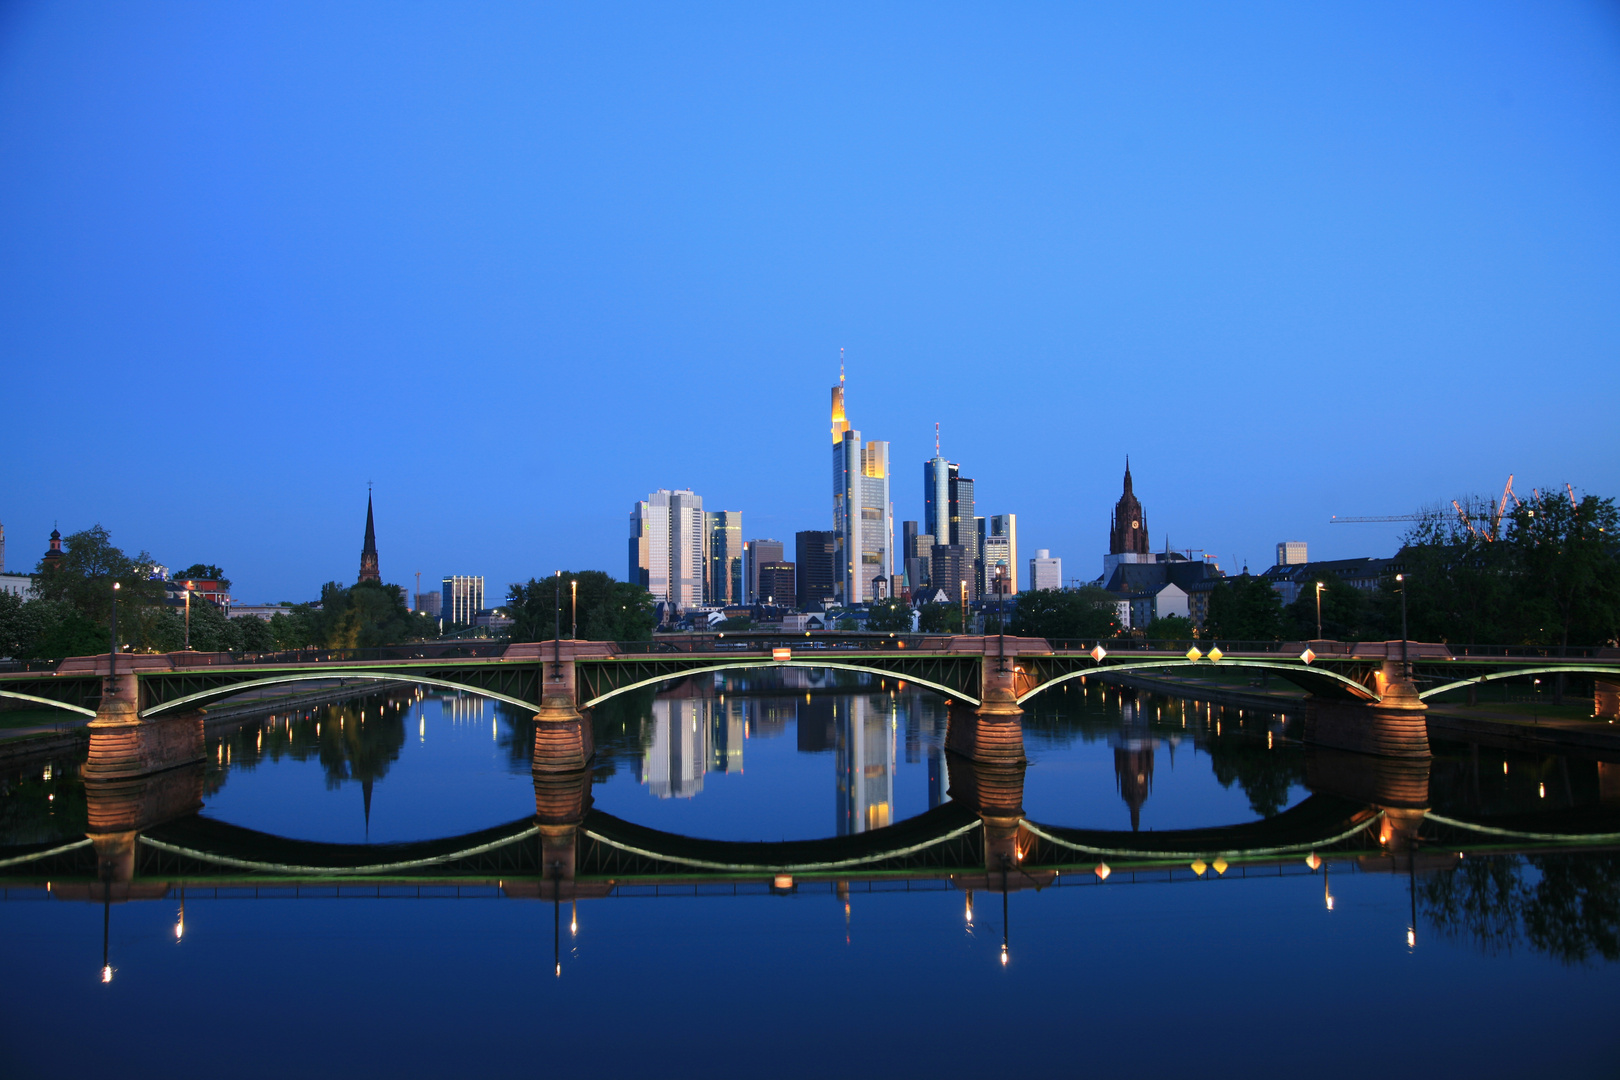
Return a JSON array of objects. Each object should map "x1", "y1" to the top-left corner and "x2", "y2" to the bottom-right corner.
[
  {"x1": 139, "y1": 671, "x2": 543, "y2": 719},
  {"x1": 1017, "y1": 658, "x2": 1380, "y2": 705},
  {"x1": 579, "y1": 659, "x2": 978, "y2": 710},
  {"x1": 1418, "y1": 665, "x2": 1620, "y2": 702},
  {"x1": 0, "y1": 689, "x2": 97, "y2": 718}
]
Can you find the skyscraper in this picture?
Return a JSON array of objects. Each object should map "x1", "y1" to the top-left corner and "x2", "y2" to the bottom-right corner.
[
  {"x1": 795, "y1": 529, "x2": 836, "y2": 609},
  {"x1": 949, "y1": 468, "x2": 977, "y2": 599},
  {"x1": 441, "y1": 575, "x2": 484, "y2": 624},
  {"x1": 830, "y1": 370, "x2": 892, "y2": 605},
  {"x1": 635, "y1": 489, "x2": 705, "y2": 609},
  {"x1": 358, "y1": 492, "x2": 380, "y2": 584},
  {"x1": 628, "y1": 502, "x2": 651, "y2": 588},
  {"x1": 1030, "y1": 549, "x2": 1062, "y2": 591},
  {"x1": 757, "y1": 561, "x2": 796, "y2": 606},
  {"x1": 923, "y1": 424, "x2": 949, "y2": 547},
  {"x1": 706, "y1": 510, "x2": 743, "y2": 604},
  {"x1": 1277, "y1": 541, "x2": 1308, "y2": 566},
  {"x1": 743, "y1": 538, "x2": 784, "y2": 603},
  {"x1": 987, "y1": 513, "x2": 1018, "y2": 596}
]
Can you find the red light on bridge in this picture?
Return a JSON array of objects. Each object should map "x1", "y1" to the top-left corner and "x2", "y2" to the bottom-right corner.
[{"x1": 772, "y1": 647, "x2": 792, "y2": 661}]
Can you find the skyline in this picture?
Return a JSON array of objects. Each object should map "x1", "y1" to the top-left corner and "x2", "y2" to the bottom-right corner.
[{"x1": 3, "y1": 3, "x2": 1617, "y2": 601}]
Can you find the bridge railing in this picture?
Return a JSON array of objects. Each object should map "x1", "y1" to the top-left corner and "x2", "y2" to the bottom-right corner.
[
  {"x1": 177, "y1": 642, "x2": 512, "y2": 667},
  {"x1": 0, "y1": 659, "x2": 65, "y2": 674},
  {"x1": 616, "y1": 632, "x2": 940, "y2": 655}
]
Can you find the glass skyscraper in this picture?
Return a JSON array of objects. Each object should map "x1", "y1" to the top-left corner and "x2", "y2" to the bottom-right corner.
[{"x1": 830, "y1": 371, "x2": 891, "y2": 605}]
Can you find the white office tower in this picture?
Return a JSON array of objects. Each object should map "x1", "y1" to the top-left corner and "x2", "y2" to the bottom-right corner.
[
  {"x1": 830, "y1": 370, "x2": 892, "y2": 605},
  {"x1": 989, "y1": 514, "x2": 1018, "y2": 595},
  {"x1": 1277, "y1": 541, "x2": 1308, "y2": 566},
  {"x1": 441, "y1": 575, "x2": 485, "y2": 624},
  {"x1": 644, "y1": 698, "x2": 710, "y2": 799},
  {"x1": 1030, "y1": 549, "x2": 1062, "y2": 591},
  {"x1": 632, "y1": 489, "x2": 705, "y2": 610}
]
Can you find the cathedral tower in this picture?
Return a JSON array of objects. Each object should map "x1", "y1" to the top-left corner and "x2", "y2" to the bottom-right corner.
[
  {"x1": 1108, "y1": 458, "x2": 1149, "y2": 556},
  {"x1": 359, "y1": 492, "x2": 380, "y2": 583}
]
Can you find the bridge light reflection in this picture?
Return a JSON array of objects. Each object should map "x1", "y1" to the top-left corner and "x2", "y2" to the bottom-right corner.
[
  {"x1": 570, "y1": 900, "x2": 577, "y2": 936},
  {"x1": 1000, "y1": 944, "x2": 1008, "y2": 967},
  {"x1": 1407, "y1": 927, "x2": 1416, "y2": 949},
  {"x1": 965, "y1": 893, "x2": 973, "y2": 923},
  {"x1": 101, "y1": 965, "x2": 113, "y2": 984}
]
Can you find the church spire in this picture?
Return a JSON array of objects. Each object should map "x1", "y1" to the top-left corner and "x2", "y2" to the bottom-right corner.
[{"x1": 358, "y1": 490, "x2": 380, "y2": 584}]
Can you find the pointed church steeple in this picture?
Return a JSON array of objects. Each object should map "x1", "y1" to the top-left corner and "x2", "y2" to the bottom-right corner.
[{"x1": 358, "y1": 491, "x2": 380, "y2": 583}]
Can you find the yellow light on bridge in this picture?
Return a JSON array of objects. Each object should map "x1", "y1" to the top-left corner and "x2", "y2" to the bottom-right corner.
[
  {"x1": 1191, "y1": 860, "x2": 1208, "y2": 877},
  {"x1": 1185, "y1": 646, "x2": 1202, "y2": 662},
  {"x1": 1208, "y1": 647, "x2": 1224, "y2": 663},
  {"x1": 774, "y1": 875, "x2": 794, "y2": 890},
  {"x1": 1212, "y1": 857, "x2": 1228, "y2": 875}
]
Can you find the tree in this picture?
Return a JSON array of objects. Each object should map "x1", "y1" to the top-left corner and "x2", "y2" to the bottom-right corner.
[
  {"x1": 917, "y1": 602, "x2": 963, "y2": 633},
  {"x1": 1284, "y1": 573, "x2": 1368, "y2": 641},
  {"x1": 1507, "y1": 491, "x2": 1620, "y2": 651},
  {"x1": 1204, "y1": 575, "x2": 1285, "y2": 642},
  {"x1": 268, "y1": 607, "x2": 319, "y2": 650},
  {"x1": 506, "y1": 572, "x2": 655, "y2": 642},
  {"x1": 31, "y1": 525, "x2": 163, "y2": 630},
  {"x1": 308, "y1": 581, "x2": 417, "y2": 648},
  {"x1": 1143, "y1": 614, "x2": 1195, "y2": 643},
  {"x1": 1008, "y1": 587, "x2": 1120, "y2": 642},
  {"x1": 866, "y1": 599, "x2": 912, "y2": 632}
]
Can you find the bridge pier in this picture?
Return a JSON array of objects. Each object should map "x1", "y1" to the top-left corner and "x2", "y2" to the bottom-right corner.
[
  {"x1": 1306, "y1": 746, "x2": 1429, "y2": 855},
  {"x1": 533, "y1": 767, "x2": 593, "y2": 888},
  {"x1": 945, "y1": 655, "x2": 1027, "y2": 765},
  {"x1": 1596, "y1": 680, "x2": 1620, "y2": 720},
  {"x1": 83, "y1": 663, "x2": 205, "y2": 780},
  {"x1": 1303, "y1": 700, "x2": 1430, "y2": 759},
  {"x1": 530, "y1": 647, "x2": 594, "y2": 773}
]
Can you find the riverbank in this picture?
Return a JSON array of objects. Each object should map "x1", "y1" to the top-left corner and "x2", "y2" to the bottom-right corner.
[{"x1": 0, "y1": 679, "x2": 412, "y2": 767}]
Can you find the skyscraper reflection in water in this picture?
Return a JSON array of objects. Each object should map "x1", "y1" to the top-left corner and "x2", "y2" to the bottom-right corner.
[
  {"x1": 643, "y1": 694, "x2": 747, "y2": 799},
  {"x1": 836, "y1": 696, "x2": 894, "y2": 834}
]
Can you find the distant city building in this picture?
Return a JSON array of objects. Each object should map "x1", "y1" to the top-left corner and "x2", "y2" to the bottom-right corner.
[
  {"x1": 230, "y1": 604, "x2": 291, "y2": 622},
  {"x1": 706, "y1": 510, "x2": 743, "y2": 605},
  {"x1": 1102, "y1": 554, "x2": 1221, "y2": 630},
  {"x1": 358, "y1": 492, "x2": 380, "y2": 584},
  {"x1": 757, "y1": 561, "x2": 796, "y2": 607},
  {"x1": 1262, "y1": 555, "x2": 1403, "y2": 607},
  {"x1": 1109, "y1": 459, "x2": 1149, "y2": 557},
  {"x1": 633, "y1": 489, "x2": 705, "y2": 609},
  {"x1": 42, "y1": 529, "x2": 63, "y2": 572},
  {"x1": 922, "y1": 425, "x2": 950, "y2": 553},
  {"x1": 830, "y1": 371, "x2": 892, "y2": 605},
  {"x1": 930, "y1": 543, "x2": 971, "y2": 604},
  {"x1": 1276, "y1": 541, "x2": 1308, "y2": 566},
  {"x1": 795, "y1": 529, "x2": 836, "y2": 610},
  {"x1": 1030, "y1": 549, "x2": 1062, "y2": 591},
  {"x1": 442, "y1": 575, "x2": 485, "y2": 625},
  {"x1": 990, "y1": 514, "x2": 1017, "y2": 596},
  {"x1": 742, "y1": 538, "x2": 784, "y2": 604},
  {"x1": 950, "y1": 469, "x2": 977, "y2": 598},
  {"x1": 0, "y1": 573, "x2": 32, "y2": 600},
  {"x1": 416, "y1": 590, "x2": 442, "y2": 617}
]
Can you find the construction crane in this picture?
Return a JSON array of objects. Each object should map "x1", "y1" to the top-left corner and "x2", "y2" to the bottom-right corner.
[
  {"x1": 1329, "y1": 514, "x2": 1424, "y2": 524},
  {"x1": 1452, "y1": 474, "x2": 1520, "y2": 542}
]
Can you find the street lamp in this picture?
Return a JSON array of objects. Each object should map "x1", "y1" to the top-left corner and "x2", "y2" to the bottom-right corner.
[
  {"x1": 183, "y1": 580, "x2": 194, "y2": 651},
  {"x1": 571, "y1": 579, "x2": 578, "y2": 640},
  {"x1": 1395, "y1": 573, "x2": 1410, "y2": 680},
  {"x1": 1314, "y1": 581, "x2": 1325, "y2": 641},
  {"x1": 108, "y1": 581, "x2": 121, "y2": 689}
]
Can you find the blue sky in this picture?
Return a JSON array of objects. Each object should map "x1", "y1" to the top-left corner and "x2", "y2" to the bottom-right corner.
[{"x1": 2, "y1": 2, "x2": 1617, "y2": 603}]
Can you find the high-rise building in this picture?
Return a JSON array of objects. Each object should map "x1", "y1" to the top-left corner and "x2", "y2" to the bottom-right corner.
[
  {"x1": 743, "y1": 538, "x2": 784, "y2": 604},
  {"x1": 901, "y1": 521, "x2": 919, "y2": 562},
  {"x1": 628, "y1": 502, "x2": 651, "y2": 588},
  {"x1": 1277, "y1": 541, "x2": 1308, "y2": 566},
  {"x1": 416, "y1": 590, "x2": 443, "y2": 617},
  {"x1": 757, "y1": 561, "x2": 796, "y2": 606},
  {"x1": 950, "y1": 469, "x2": 977, "y2": 598},
  {"x1": 358, "y1": 492, "x2": 380, "y2": 584},
  {"x1": 907, "y1": 532, "x2": 934, "y2": 591},
  {"x1": 795, "y1": 530, "x2": 836, "y2": 610},
  {"x1": 990, "y1": 514, "x2": 1018, "y2": 596},
  {"x1": 923, "y1": 427, "x2": 950, "y2": 547},
  {"x1": 1030, "y1": 549, "x2": 1062, "y2": 591},
  {"x1": 1109, "y1": 458, "x2": 1149, "y2": 555},
  {"x1": 633, "y1": 489, "x2": 705, "y2": 609},
  {"x1": 830, "y1": 371, "x2": 892, "y2": 605},
  {"x1": 441, "y1": 575, "x2": 484, "y2": 625},
  {"x1": 930, "y1": 543, "x2": 970, "y2": 604},
  {"x1": 706, "y1": 511, "x2": 743, "y2": 604}
]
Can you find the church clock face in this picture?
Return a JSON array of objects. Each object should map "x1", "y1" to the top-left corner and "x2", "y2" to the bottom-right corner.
[{"x1": 1132, "y1": 520, "x2": 1139, "y2": 529}]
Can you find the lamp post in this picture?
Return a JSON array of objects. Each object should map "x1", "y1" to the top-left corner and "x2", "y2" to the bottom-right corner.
[
  {"x1": 1395, "y1": 573, "x2": 1410, "y2": 680},
  {"x1": 183, "y1": 580, "x2": 194, "y2": 651},
  {"x1": 1314, "y1": 581, "x2": 1325, "y2": 641},
  {"x1": 108, "y1": 581, "x2": 121, "y2": 688},
  {"x1": 552, "y1": 570, "x2": 562, "y2": 682},
  {"x1": 996, "y1": 565, "x2": 1008, "y2": 672},
  {"x1": 571, "y1": 579, "x2": 577, "y2": 640}
]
